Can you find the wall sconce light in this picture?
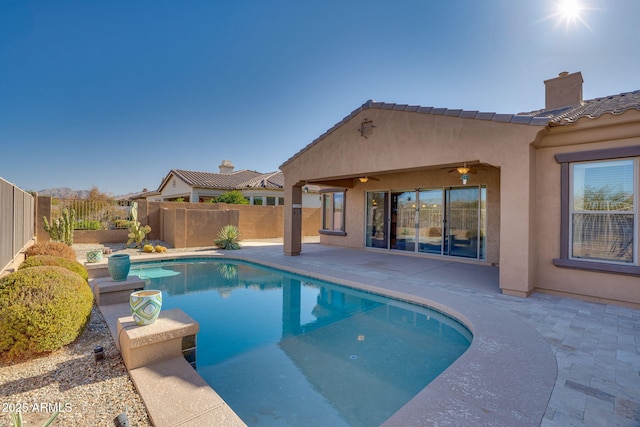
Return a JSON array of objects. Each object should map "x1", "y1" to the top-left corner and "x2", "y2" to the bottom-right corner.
[
  {"x1": 303, "y1": 186, "x2": 309, "y2": 193},
  {"x1": 358, "y1": 177, "x2": 369, "y2": 183}
]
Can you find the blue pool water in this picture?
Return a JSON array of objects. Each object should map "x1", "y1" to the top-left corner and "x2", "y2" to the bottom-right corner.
[{"x1": 129, "y1": 259, "x2": 471, "y2": 426}]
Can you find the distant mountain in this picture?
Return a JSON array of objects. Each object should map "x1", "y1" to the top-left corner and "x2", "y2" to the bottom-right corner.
[
  {"x1": 37, "y1": 188, "x2": 92, "y2": 199},
  {"x1": 37, "y1": 187, "x2": 141, "y2": 199}
]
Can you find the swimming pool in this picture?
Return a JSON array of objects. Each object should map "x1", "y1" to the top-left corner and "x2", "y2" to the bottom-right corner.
[{"x1": 129, "y1": 258, "x2": 471, "y2": 426}]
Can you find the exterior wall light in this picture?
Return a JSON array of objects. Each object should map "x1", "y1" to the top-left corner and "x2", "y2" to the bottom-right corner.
[{"x1": 358, "y1": 177, "x2": 369, "y2": 183}]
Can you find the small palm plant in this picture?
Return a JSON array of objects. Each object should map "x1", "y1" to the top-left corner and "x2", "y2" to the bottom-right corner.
[{"x1": 215, "y1": 225, "x2": 241, "y2": 250}]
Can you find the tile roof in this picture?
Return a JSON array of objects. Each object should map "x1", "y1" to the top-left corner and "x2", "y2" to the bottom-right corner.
[
  {"x1": 169, "y1": 169, "x2": 283, "y2": 190},
  {"x1": 517, "y1": 90, "x2": 640, "y2": 126},
  {"x1": 354, "y1": 100, "x2": 553, "y2": 126}
]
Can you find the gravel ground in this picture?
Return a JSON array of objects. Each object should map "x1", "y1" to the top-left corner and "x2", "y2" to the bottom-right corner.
[
  {"x1": 0, "y1": 243, "x2": 165, "y2": 427},
  {"x1": 0, "y1": 305, "x2": 151, "y2": 426}
]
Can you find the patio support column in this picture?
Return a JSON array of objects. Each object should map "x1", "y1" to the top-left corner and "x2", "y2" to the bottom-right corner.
[
  {"x1": 284, "y1": 184, "x2": 302, "y2": 256},
  {"x1": 499, "y1": 147, "x2": 536, "y2": 297}
]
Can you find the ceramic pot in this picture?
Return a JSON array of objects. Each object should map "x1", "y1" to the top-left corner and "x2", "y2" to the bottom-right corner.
[
  {"x1": 129, "y1": 290, "x2": 162, "y2": 325},
  {"x1": 108, "y1": 254, "x2": 130, "y2": 281},
  {"x1": 86, "y1": 249, "x2": 103, "y2": 263}
]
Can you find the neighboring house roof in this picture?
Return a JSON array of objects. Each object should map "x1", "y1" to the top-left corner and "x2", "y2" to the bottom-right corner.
[
  {"x1": 518, "y1": 90, "x2": 640, "y2": 126},
  {"x1": 159, "y1": 169, "x2": 284, "y2": 192},
  {"x1": 115, "y1": 189, "x2": 161, "y2": 201},
  {"x1": 281, "y1": 90, "x2": 640, "y2": 168}
]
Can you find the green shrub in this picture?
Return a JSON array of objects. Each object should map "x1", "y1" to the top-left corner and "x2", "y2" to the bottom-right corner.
[
  {"x1": 74, "y1": 219, "x2": 105, "y2": 230},
  {"x1": 25, "y1": 242, "x2": 77, "y2": 262},
  {"x1": 0, "y1": 266, "x2": 93, "y2": 358},
  {"x1": 19, "y1": 255, "x2": 89, "y2": 281},
  {"x1": 213, "y1": 190, "x2": 249, "y2": 205},
  {"x1": 215, "y1": 225, "x2": 241, "y2": 250}
]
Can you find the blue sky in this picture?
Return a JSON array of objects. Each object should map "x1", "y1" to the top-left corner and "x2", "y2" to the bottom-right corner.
[{"x1": 1, "y1": 0, "x2": 638, "y2": 196}]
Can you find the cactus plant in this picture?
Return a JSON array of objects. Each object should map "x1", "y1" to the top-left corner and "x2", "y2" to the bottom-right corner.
[
  {"x1": 43, "y1": 208, "x2": 76, "y2": 246},
  {"x1": 126, "y1": 202, "x2": 152, "y2": 248}
]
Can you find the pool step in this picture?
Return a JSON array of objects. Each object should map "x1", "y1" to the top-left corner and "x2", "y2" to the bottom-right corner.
[
  {"x1": 117, "y1": 308, "x2": 198, "y2": 370},
  {"x1": 91, "y1": 275, "x2": 146, "y2": 306}
]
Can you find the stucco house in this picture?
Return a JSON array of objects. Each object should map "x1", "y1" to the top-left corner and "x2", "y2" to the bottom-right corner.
[
  {"x1": 281, "y1": 71, "x2": 640, "y2": 308},
  {"x1": 150, "y1": 160, "x2": 320, "y2": 207}
]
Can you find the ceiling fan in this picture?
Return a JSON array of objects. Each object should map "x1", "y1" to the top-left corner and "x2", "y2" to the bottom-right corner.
[
  {"x1": 446, "y1": 162, "x2": 482, "y2": 175},
  {"x1": 446, "y1": 162, "x2": 484, "y2": 185},
  {"x1": 357, "y1": 176, "x2": 380, "y2": 183}
]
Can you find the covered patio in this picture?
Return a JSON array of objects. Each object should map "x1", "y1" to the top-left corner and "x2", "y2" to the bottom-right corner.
[{"x1": 280, "y1": 99, "x2": 546, "y2": 298}]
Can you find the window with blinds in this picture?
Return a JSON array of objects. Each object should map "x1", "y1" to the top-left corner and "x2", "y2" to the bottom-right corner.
[{"x1": 570, "y1": 159, "x2": 636, "y2": 263}]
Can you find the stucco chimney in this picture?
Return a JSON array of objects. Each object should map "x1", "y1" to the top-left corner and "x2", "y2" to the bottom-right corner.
[
  {"x1": 219, "y1": 160, "x2": 235, "y2": 174},
  {"x1": 544, "y1": 71, "x2": 583, "y2": 110}
]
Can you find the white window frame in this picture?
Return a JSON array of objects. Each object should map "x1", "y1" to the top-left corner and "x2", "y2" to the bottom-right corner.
[
  {"x1": 320, "y1": 190, "x2": 346, "y2": 236},
  {"x1": 568, "y1": 158, "x2": 637, "y2": 265}
]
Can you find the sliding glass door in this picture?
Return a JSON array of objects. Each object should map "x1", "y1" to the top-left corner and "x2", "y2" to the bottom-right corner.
[
  {"x1": 390, "y1": 191, "x2": 417, "y2": 252},
  {"x1": 444, "y1": 187, "x2": 485, "y2": 259},
  {"x1": 418, "y1": 190, "x2": 444, "y2": 255},
  {"x1": 366, "y1": 187, "x2": 486, "y2": 260},
  {"x1": 365, "y1": 192, "x2": 389, "y2": 249}
]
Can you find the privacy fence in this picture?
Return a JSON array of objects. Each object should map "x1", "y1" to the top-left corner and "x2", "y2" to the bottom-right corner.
[
  {"x1": 0, "y1": 178, "x2": 35, "y2": 273},
  {"x1": 39, "y1": 198, "x2": 321, "y2": 248},
  {"x1": 49, "y1": 198, "x2": 132, "y2": 230},
  {"x1": 1, "y1": 189, "x2": 319, "y2": 275}
]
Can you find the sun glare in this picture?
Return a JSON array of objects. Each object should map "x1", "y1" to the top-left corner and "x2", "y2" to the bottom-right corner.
[{"x1": 545, "y1": 0, "x2": 592, "y2": 31}]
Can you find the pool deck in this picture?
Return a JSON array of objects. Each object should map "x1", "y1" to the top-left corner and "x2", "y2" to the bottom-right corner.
[{"x1": 99, "y1": 242, "x2": 640, "y2": 426}]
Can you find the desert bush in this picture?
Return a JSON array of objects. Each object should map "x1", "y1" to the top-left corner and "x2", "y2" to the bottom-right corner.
[
  {"x1": 19, "y1": 255, "x2": 89, "y2": 281},
  {"x1": 25, "y1": 242, "x2": 77, "y2": 262},
  {"x1": 0, "y1": 266, "x2": 93, "y2": 358}
]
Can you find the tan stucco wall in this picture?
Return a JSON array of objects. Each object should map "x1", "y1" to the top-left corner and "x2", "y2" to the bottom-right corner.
[
  {"x1": 282, "y1": 108, "x2": 543, "y2": 295},
  {"x1": 533, "y1": 111, "x2": 640, "y2": 307}
]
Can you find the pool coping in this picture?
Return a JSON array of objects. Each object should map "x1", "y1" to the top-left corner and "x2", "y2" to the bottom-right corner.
[{"x1": 92, "y1": 249, "x2": 557, "y2": 426}]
